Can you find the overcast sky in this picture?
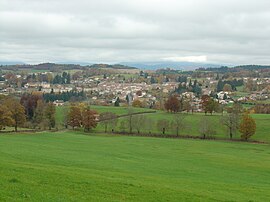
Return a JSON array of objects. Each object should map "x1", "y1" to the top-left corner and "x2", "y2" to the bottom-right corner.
[{"x1": 1, "y1": 0, "x2": 270, "y2": 65}]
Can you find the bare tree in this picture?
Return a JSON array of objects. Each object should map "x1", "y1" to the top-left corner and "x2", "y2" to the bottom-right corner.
[
  {"x1": 145, "y1": 117, "x2": 154, "y2": 135},
  {"x1": 221, "y1": 113, "x2": 240, "y2": 139},
  {"x1": 199, "y1": 118, "x2": 216, "y2": 139},
  {"x1": 44, "y1": 102, "x2": 56, "y2": 130},
  {"x1": 157, "y1": 119, "x2": 170, "y2": 135},
  {"x1": 183, "y1": 99, "x2": 192, "y2": 113},
  {"x1": 131, "y1": 115, "x2": 146, "y2": 134},
  {"x1": 99, "y1": 112, "x2": 118, "y2": 133},
  {"x1": 62, "y1": 106, "x2": 69, "y2": 129},
  {"x1": 170, "y1": 113, "x2": 187, "y2": 136},
  {"x1": 127, "y1": 107, "x2": 134, "y2": 133},
  {"x1": 119, "y1": 119, "x2": 128, "y2": 133},
  {"x1": 221, "y1": 102, "x2": 242, "y2": 139}
]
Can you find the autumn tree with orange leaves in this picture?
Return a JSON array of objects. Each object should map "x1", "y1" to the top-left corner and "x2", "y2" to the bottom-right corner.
[
  {"x1": 164, "y1": 95, "x2": 180, "y2": 113},
  {"x1": 201, "y1": 95, "x2": 219, "y2": 115},
  {"x1": 67, "y1": 104, "x2": 82, "y2": 129},
  {"x1": 82, "y1": 108, "x2": 98, "y2": 132},
  {"x1": 4, "y1": 97, "x2": 26, "y2": 132},
  {"x1": 0, "y1": 105, "x2": 14, "y2": 130},
  {"x1": 239, "y1": 113, "x2": 256, "y2": 140}
]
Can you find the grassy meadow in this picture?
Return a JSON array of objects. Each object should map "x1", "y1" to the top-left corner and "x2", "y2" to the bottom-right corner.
[
  {"x1": 56, "y1": 105, "x2": 270, "y2": 143},
  {"x1": 0, "y1": 131, "x2": 269, "y2": 201},
  {"x1": 55, "y1": 105, "x2": 155, "y2": 123}
]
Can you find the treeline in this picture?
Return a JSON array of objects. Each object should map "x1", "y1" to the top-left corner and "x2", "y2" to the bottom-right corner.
[
  {"x1": 196, "y1": 66, "x2": 232, "y2": 73},
  {"x1": 43, "y1": 91, "x2": 86, "y2": 102},
  {"x1": 26, "y1": 73, "x2": 52, "y2": 83},
  {"x1": 20, "y1": 94, "x2": 56, "y2": 129},
  {"x1": 63, "y1": 100, "x2": 256, "y2": 141},
  {"x1": 253, "y1": 104, "x2": 270, "y2": 114},
  {"x1": 0, "y1": 63, "x2": 82, "y2": 71},
  {"x1": 90, "y1": 64, "x2": 137, "y2": 70},
  {"x1": 26, "y1": 71, "x2": 71, "y2": 84},
  {"x1": 164, "y1": 94, "x2": 220, "y2": 115},
  {"x1": 175, "y1": 79, "x2": 202, "y2": 96},
  {"x1": 197, "y1": 65, "x2": 270, "y2": 72},
  {"x1": 234, "y1": 65, "x2": 270, "y2": 70},
  {"x1": 3, "y1": 71, "x2": 71, "y2": 88},
  {"x1": 52, "y1": 72, "x2": 71, "y2": 84},
  {"x1": 0, "y1": 63, "x2": 137, "y2": 71},
  {"x1": 160, "y1": 95, "x2": 256, "y2": 140},
  {"x1": 156, "y1": 68, "x2": 181, "y2": 75},
  {"x1": 117, "y1": 104, "x2": 255, "y2": 141},
  {"x1": 0, "y1": 94, "x2": 257, "y2": 141},
  {"x1": 216, "y1": 79, "x2": 244, "y2": 92},
  {"x1": 0, "y1": 94, "x2": 56, "y2": 131}
]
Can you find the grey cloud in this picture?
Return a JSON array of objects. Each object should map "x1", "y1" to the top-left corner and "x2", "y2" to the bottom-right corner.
[{"x1": 1, "y1": 0, "x2": 270, "y2": 64}]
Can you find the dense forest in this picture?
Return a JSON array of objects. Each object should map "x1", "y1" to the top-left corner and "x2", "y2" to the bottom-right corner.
[
  {"x1": 0, "y1": 63, "x2": 137, "y2": 72},
  {"x1": 43, "y1": 91, "x2": 86, "y2": 102},
  {"x1": 197, "y1": 65, "x2": 270, "y2": 73}
]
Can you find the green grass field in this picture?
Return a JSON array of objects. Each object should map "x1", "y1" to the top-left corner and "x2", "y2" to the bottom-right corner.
[
  {"x1": 56, "y1": 105, "x2": 270, "y2": 143},
  {"x1": 55, "y1": 105, "x2": 155, "y2": 127},
  {"x1": 0, "y1": 131, "x2": 269, "y2": 201}
]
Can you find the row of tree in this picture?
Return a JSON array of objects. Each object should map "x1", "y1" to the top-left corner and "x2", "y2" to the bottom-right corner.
[
  {"x1": 164, "y1": 94, "x2": 219, "y2": 115},
  {"x1": 43, "y1": 90, "x2": 86, "y2": 102},
  {"x1": 216, "y1": 79, "x2": 243, "y2": 92},
  {"x1": 52, "y1": 72, "x2": 71, "y2": 84},
  {"x1": 116, "y1": 106, "x2": 256, "y2": 140},
  {"x1": 253, "y1": 104, "x2": 270, "y2": 114},
  {"x1": 64, "y1": 102, "x2": 256, "y2": 141},
  {"x1": 26, "y1": 73, "x2": 53, "y2": 83},
  {"x1": 103, "y1": 108, "x2": 256, "y2": 140},
  {"x1": 3, "y1": 71, "x2": 71, "y2": 88},
  {"x1": 0, "y1": 94, "x2": 255, "y2": 141},
  {"x1": 175, "y1": 80, "x2": 202, "y2": 96}
]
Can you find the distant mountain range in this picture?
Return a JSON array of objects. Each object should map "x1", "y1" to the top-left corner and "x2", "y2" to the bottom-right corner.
[
  {"x1": 119, "y1": 61, "x2": 224, "y2": 70},
  {"x1": 2, "y1": 61, "x2": 269, "y2": 71},
  {"x1": 0, "y1": 61, "x2": 225, "y2": 70},
  {"x1": 0, "y1": 62, "x2": 137, "y2": 71}
]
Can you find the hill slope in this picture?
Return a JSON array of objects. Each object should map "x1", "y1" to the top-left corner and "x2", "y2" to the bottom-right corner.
[{"x1": 0, "y1": 132, "x2": 269, "y2": 201}]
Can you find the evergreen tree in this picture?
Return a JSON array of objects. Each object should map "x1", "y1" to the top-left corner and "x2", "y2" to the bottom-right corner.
[
  {"x1": 114, "y1": 97, "x2": 120, "y2": 107},
  {"x1": 217, "y1": 79, "x2": 223, "y2": 92},
  {"x1": 216, "y1": 73, "x2": 220, "y2": 80},
  {"x1": 188, "y1": 79, "x2": 192, "y2": 87},
  {"x1": 66, "y1": 73, "x2": 71, "y2": 84},
  {"x1": 150, "y1": 77, "x2": 156, "y2": 84}
]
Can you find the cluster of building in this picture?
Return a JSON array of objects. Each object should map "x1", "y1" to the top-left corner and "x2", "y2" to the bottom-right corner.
[{"x1": 1, "y1": 71, "x2": 270, "y2": 111}]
